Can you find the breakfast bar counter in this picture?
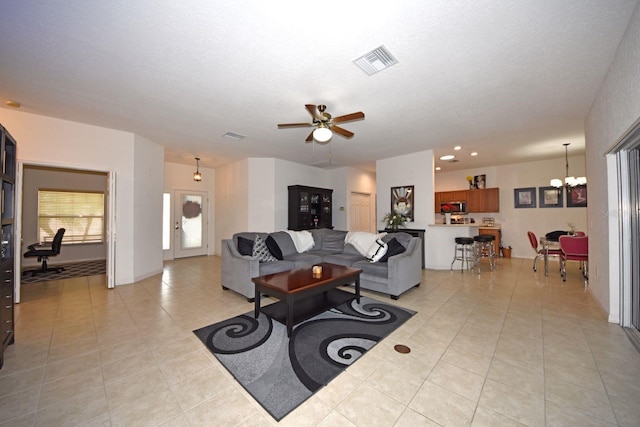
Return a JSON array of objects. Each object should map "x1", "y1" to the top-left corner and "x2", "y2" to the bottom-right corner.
[{"x1": 425, "y1": 224, "x2": 479, "y2": 269}]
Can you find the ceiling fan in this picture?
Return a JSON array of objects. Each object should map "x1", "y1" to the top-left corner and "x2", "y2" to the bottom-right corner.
[{"x1": 277, "y1": 104, "x2": 365, "y2": 143}]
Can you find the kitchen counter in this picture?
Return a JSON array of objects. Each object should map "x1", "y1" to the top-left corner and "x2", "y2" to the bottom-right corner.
[
  {"x1": 425, "y1": 224, "x2": 479, "y2": 269},
  {"x1": 430, "y1": 223, "x2": 480, "y2": 227}
]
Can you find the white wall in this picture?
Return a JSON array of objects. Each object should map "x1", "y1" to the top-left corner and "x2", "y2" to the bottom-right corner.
[
  {"x1": 214, "y1": 159, "x2": 249, "y2": 254},
  {"x1": 0, "y1": 109, "x2": 162, "y2": 285},
  {"x1": 586, "y1": 2, "x2": 640, "y2": 319},
  {"x1": 132, "y1": 135, "x2": 164, "y2": 281},
  {"x1": 376, "y1": 150, "x2": 435, "y2": 230},
  {"x1": 214, "y1": 158, "x2": 375, "y2": 249},
  {"x1": 273, "y1": 159, "x2": 330, "y2": 231},
  {"x1": 435, "y1": 156, "x2": 588, "y2": 258},
  {"x1": 330, "y1": 168, "x2": 377, "y2": 231},
  {"x1": 248, "y1": 158, "x2": 277, "y2": 232},
  {"x1": 164, "y1": 162, "x2": 216, "y2": 258},
  {"x1": 22, "y1": 166, "x2": 108, "y2": 266}
]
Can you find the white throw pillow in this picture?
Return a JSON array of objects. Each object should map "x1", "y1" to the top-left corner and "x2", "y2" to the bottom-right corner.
[{"x1": 366, "y1": 238, "x2": 388, "y2": 263}]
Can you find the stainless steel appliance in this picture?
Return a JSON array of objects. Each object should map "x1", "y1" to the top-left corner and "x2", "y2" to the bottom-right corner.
[{"x1": 440, "y1": 201, "x2": 467, "y2": 215}]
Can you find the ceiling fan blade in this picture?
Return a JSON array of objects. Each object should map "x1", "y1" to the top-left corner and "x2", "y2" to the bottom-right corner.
[
  {"x1": 305, "y1": 104, "x2": 321, "y2": 120},
  {"x1": 331, "y1": 125, "x2": 354, "y2": 138},
  {"x1": 277, "y1": 122, "x2": 313, "y2": 128},
  {"x1": 332, "y1": 111, "x2": 365, "y2": 123},
  {"x1": 305, "y1": 130, "x2": 314, "y2": 142}
]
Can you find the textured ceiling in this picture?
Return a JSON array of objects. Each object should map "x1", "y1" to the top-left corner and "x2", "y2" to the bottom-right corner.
[{"x1": 1, "y1": 0, "x2": 637, "y2": 172}]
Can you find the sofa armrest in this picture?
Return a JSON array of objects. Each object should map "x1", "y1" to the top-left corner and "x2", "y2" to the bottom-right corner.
[
  {"x1": 221, "y1": 239, "x2": 260, "y2": 300},
  {"x1": 386, "y1": 237, "x2": 422, "y2": 294}
]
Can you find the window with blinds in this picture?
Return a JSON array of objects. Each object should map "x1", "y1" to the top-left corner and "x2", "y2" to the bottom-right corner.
[{"x1": 38, "y1": 190, "x2": 105, "y2": 244}]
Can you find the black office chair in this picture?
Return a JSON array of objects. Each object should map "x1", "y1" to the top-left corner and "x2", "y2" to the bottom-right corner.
[{"x1": 23, "y1": 228, "x2": 66, "y2": 276}]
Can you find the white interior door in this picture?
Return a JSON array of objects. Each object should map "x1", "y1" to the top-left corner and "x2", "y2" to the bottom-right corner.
[
  {"x1": 174, "y1": 190, "x2": 208, "y2": 258},
  {"x1": 350, "y1": 192, "x2": 372, "y2": 232}
]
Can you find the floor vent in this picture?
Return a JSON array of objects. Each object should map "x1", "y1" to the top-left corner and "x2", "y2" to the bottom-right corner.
[{"x1": 353, "y1": 45, "x2": 398, "y2": 76}]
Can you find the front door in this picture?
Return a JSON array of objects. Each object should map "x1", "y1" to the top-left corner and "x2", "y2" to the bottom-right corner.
[{"x1": 174, "y1": 190, "x2": 208, "y2": 258}]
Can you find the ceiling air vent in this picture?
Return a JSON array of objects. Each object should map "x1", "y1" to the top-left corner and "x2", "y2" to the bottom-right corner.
[
  {"x1": 353, "y1": 45, "x2": 398, "y2": 76},
  {"x1": 222, "y1": 132, "x2": 246, "y2": 141}
]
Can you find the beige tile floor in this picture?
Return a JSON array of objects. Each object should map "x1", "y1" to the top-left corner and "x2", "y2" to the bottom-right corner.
[{"x1": 2, "y1": 255, "x2": 640, "y2": 426}]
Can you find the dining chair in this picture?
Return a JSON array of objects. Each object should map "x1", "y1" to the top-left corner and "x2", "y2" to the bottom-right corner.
[
  {"x1": 559, "y1": 235, "x2": 589, "y2": 284},
  {"x1": 573, "y1": 231, "x2": 586, "y2": 237},
  {"x1": 527, "y1": 231, "x2": 562, "y2": 272}
]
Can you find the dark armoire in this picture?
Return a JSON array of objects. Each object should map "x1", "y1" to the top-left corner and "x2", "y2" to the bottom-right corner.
[
  {"x1": 0, "y1": 124, "x2": 16, "y2": 369},
  {"x1": 288, "y1": 185, "x2": 333, "y2": 231}
]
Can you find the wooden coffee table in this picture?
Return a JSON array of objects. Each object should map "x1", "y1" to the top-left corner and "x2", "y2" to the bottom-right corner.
[{"x1": 252, "y1": 262, "x2": 362, "y2": 337}]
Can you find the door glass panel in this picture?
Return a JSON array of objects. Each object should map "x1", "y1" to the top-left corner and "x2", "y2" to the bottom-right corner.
[{"x1": 181, "y1": 194, "x2": 202, "y2": 249}]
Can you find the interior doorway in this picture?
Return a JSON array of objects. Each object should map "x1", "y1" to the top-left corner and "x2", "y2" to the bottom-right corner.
[
  {"x1": 350, "y1": 192, "x2": 372, "y2": 232},
  {"x1": 173, "y1": 190, "x2": 208, "y2": 258},
  {"x1": 15, "y1": 161, "x2": 116, "y2": 302}
]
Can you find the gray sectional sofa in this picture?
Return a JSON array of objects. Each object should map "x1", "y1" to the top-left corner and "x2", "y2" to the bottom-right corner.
[{"x1": 221, "y1": 228, "x2": 422, "y2": 301}]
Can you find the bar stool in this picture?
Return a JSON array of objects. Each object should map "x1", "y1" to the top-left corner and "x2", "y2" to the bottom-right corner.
[
  {"x1": 450, "y1": 237, "x2": 477, "y2": 272},
  {"x1": 474, "y1": 234, "x2": 497, "y2": 271}
]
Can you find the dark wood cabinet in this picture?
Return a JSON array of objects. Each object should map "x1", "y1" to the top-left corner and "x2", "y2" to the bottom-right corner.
[
  {"x1": 435, "y1": 187, "x2": 500, "y2": 213},
  {"x1": 467, "y1": 188, "x2": 500, "y2": 212},
  {"x1": 288, "y1": 185, "x2": 333, "y2": 231},
  {"x1": 0, "y1": 124, "x2": 16, "y2": 369}
]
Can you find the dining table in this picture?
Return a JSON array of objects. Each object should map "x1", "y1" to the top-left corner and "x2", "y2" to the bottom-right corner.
[{"x1": 540, "y1": 236, "x2": 561, "y2": 276}]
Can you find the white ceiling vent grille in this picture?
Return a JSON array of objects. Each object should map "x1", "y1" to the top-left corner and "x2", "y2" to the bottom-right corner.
[
  {"x1": 222, "y1": 132, "x2": 246, "y2": 141},
  {"x1": 353, "y1": 45, "x2": 398, "y2": 76}
]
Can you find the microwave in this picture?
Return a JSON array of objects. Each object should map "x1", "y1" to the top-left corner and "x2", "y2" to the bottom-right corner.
[{"x1": 440, "y1": 201, "x2": 467, "y2": 215}]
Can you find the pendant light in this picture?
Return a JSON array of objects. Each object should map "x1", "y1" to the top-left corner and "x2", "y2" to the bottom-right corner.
[
  {"x1": 193, "y1": 157, "x2": 202, "y2": 182},
  {"x1": 550, "y1": 143, "x2": 586, "y2": 190}
]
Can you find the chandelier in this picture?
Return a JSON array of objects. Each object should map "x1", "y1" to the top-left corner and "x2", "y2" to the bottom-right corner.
[{"x1": 550, "y1": 143, "x2": 586, "y2": 189}]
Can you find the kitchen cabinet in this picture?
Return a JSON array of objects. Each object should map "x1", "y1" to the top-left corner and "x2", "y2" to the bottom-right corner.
[
  {"x1": 288, "y1": 185, "x2": 333, "y2": 230},
  {"x1": 466, "y1": 188, "x2": 500, "y2": 212},
  {"x1": 478, "y1": 226, "x2": 501, "y2": 256},
  {"x1": 435, "y1": 187, "x2": 500, "y2": 213}
]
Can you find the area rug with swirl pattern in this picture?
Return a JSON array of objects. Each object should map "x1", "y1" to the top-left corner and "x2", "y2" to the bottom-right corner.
[{"x1": 193, "y1": 295, "x2": 415, "y2": 421}]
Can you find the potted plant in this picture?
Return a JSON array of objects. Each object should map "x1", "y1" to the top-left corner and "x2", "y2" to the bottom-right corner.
[
  {"x1": 441, "y1": 204, "x2": 456, "y2": 224},
  {"x1": 382, "y1": 212, "x2": 408, "y2": 231}
]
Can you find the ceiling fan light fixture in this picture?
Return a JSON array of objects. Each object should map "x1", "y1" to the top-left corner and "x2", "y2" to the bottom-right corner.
[{"x1": 313, "y1": 127, "x2": 332, "y2": 142}]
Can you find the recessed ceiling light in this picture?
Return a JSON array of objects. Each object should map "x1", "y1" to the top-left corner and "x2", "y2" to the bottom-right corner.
[
  {"x1": 471, "y1": 152, "x2": 478, "y2": 156},
  {"x1": 5, "y1": 100, "x2": 21, "y2": 108},
  {"x1": 454, "y1": 146, "x2": 462, "y2": 150},
  {"x1": 440, "y1": 155, "x2": 455, "y2": 160},
  {"x1": 435, "y1": 166, "x2": 441, "y2": 171}
]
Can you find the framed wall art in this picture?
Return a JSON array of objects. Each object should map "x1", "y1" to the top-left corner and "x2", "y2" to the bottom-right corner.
[
  {"x1": 391, "y1": 185, "x2": 414, "y2": 221},
  {"x1": 539, "y1": 186, "x2": 563, "y2": 208},
  {"x1": 567, "y1": 185, "x2": 588, "y2": 207},
  {"x1": 514, "y1": 187, "x2": 536, "y2": 208},
  {"x1": 474, "y1": 174, "x2": 486, "y2": 189}
]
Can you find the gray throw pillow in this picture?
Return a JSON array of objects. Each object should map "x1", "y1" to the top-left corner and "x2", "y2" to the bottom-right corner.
[{"x1": 253, "y1": 235, "x2": 277, "y2": 262}]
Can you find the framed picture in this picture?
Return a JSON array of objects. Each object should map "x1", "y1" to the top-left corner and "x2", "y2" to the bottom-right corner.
[
  {"x1": 474, "y1": 174, "x2": 486, "y2": 189},
  {"x1": 391, "y1": 185, "x2": 414, "y2": 221},
  {"x1": 539, "y1": 186, "x2": 563, "y2": 208},
  {"x1": 567, "y1": 185, "x2": 588, "y2": 207},
  {"x1": 514, "y1": 187, "x2": 536, "y2": 208}
]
